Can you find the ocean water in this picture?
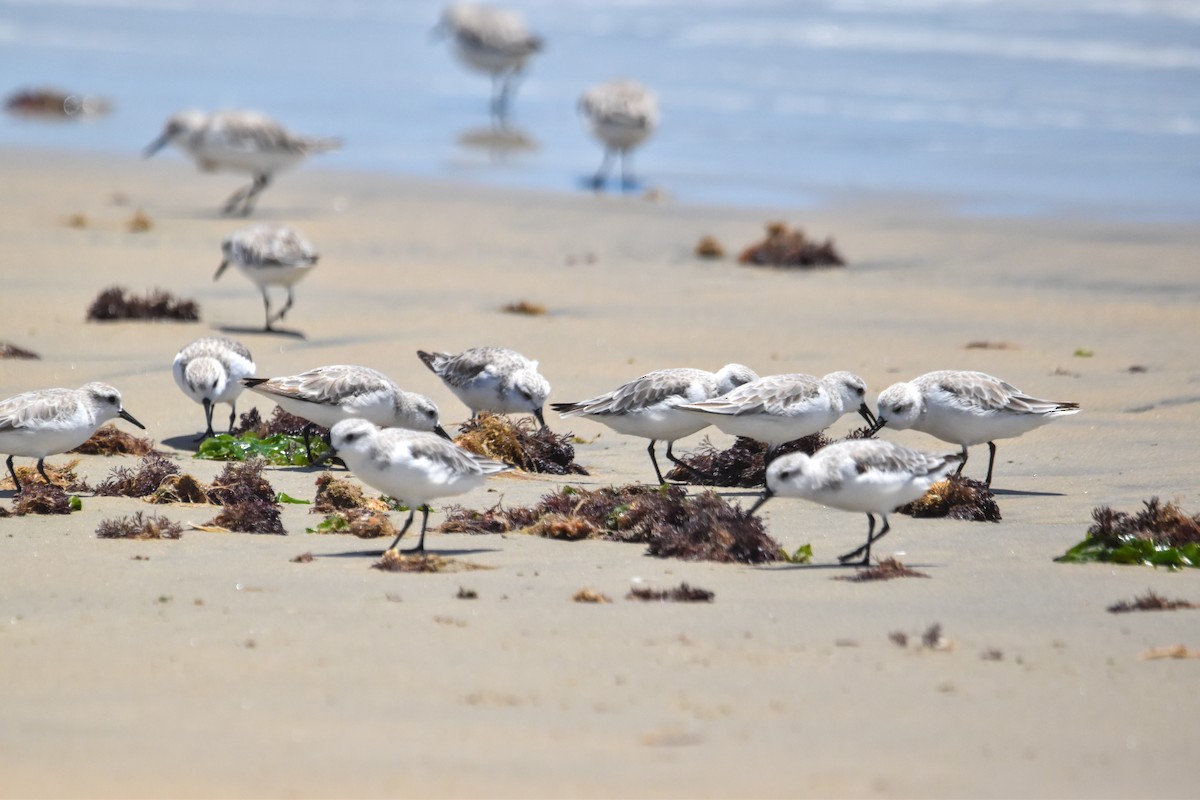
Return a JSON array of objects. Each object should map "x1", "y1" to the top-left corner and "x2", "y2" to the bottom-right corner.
[{"x1": 1, "y1": 0, "x2": 1197, "y2": 220}]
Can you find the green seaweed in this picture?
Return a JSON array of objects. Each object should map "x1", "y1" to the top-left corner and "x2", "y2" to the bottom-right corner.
[
  {"x1": 195, "y1": 432, "x2": 325, "y2": 466},
  {"x1": 1057, "y1": 498, "x2": 1200, "y2": 569},
  {"x1": 780, "y1": 543, "x2": 813, "y2": 564},
  {"x1": 306, "y1": 515, "x2": 350, "y2": 534},
  {"x1": 275, "y1": 492, "x2": 311, "y2": 504}
]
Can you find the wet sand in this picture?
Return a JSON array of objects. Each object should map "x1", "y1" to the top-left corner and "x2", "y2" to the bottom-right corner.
[{"x1": 1, "y1": 148, "x2": 1198, "y2": 798}]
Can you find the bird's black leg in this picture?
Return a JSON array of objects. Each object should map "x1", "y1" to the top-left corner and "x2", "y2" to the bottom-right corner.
[
  {"x1": 36, "y1": 458, "x2": 55, "y2": 488},
  {"x1": 227, "y1": 402, "x2": 237, "y2": 434},
  {"x1": 387, "y1": 508, "x2": 417, "y2": 552},
  {"x1": 664, "y1": 440, "x2": 700, "y2": 482},
  {"x1": 261, "y1": 288, "x2": 274, "y2": 332},
  {"x1": 273, "y1": 287, "x2": 295, "y2": 324},
  {"x1": 647, "y1": 440, "x2": 666, "y2": 485},
  {"x1": 591, "y1": 148, "x2": 613, "y2": 190},
  {"x1": 301, "y1": 423, "x2": 316, "y2": 463},
  {"x1": 839, "y1": 513, "x2": 893, "y2": 565},
  {"x1": 620, "y1": 149, "x2": 637, "y2": 190},
  {"x1": 222, "y1": 183, "x2": 251, "y2": 215},
  {"x1": 239, "y1": 174, "x2": 270, "y2": 217},
  {"x1": 984, "y1": 441, "x2": 997, "y2": 487},
  {"x1": 406, "y1": 505, "x2": 431, "y2": 553},
  {"x1": 6, "y1": 454, "x2": 22, "y2": 494},
  {"x1": 955, "y1": 445, "x2": 968, "y2": 475}
]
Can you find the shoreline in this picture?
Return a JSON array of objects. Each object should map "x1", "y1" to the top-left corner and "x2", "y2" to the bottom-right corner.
[{"x1": 1, "y1": 147, "x2": 1198, "y2": 798}]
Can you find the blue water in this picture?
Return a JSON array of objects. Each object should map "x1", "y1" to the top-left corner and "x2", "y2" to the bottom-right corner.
[{"x1": 2, "y1": 0, "x2": 1198, "y2": 220}]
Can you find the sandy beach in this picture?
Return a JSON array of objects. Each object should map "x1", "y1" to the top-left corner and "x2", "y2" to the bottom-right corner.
[{"x1": 1, "y1": 148, "x2": 1198, "y2": 798}]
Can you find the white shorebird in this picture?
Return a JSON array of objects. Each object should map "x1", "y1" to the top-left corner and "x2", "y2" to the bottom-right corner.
[
  {"x1": 417, "y1": 346, "x2": 550, "y2": 427},
  {"x1": 750, "y1": 439, "x2": 963, "y2": 565},
  {"x1": 317, "y1": 418, "x2": 511, "y2": 552},
  {"x1": 871, "y1": 370, "x2": 1080, "y2": 487},
  {"x1": 172, "y1": 336, "x2": 256, "y2": 441},
  {"x1": 436, "y1": 3, "x2": 542, "y2": 126},
  {"x1": 551, "y1": 364, "x2": 759, "y2": 484},
  {"x1": 143, "y1": 109, "x2": 340, "y2": 215},
  {"x1": 679, "y1": 372, "x2": 876, "y2": 457},
  {"x1": 0, "y1": 383, "x2": 145, "y2": 494},
  {"x1": 243, "y1": 365, "x2": 451, "y2": 460},
  {"x1": 216, "y1": 224, "x2": 319, "y2": 332},
  {"x1": 578, "y1": 79, "x2": 659, "y2": 189}
]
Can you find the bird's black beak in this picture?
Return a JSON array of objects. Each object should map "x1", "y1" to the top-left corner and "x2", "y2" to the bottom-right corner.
[
  {"x1": 311, "y1": 446, "x2": 337, "y2": 467},
  {"x1": 214, "y1": 260, "x2": 229, "y2": 281},
  {"x1": 119, "y1": 408, "x2": 146, "y2": 430},
  {"x1": 748, "y1": 488, "x2": 774, "y2": 516},
  {"x1": 866, "y1": 415, "x2": 888, "y2": 438},
  {"x1": 143, "y1": 133, "x2": 169, "y2": 158},
  {"x1": 857, "y1": 402, "x2": 877, "y2": 428},
  {"x1": 433, "y1": 424, "x2": 453, "y2": 441},
  {"x1": 533, "y1": 407, "x2": 547, "y2": 430}
]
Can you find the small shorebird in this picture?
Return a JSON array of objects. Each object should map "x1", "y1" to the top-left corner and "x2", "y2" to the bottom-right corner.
[
  {"x1": 551, "y1": 363, "x2": 759, "y2": 484},
  {"x1": 436, "y1": 3, "x2": 542, "y2": 126},
  {"x1": 318, "y1": 419, "x2": 511, "y2": 552},
  {"x1": 680, "y1": 372, "x2": 876, "y2": 458},
  {"x1": 143, "y1": 109, "x2": 340, "y2": 215},
  {"x1": 417, "y1": 346, "x2": 550, "y2": 427},
  {"x1": 0, "y1": 383, "x2": 145, "y2": 494},
  {"x1": 216, "y1": 224, "x2": 319, "y2": 332},
  {"x1": 871, "y1": 370, "x2": 1080, "y2": 486},
  {"x1": 578, "y1": 79, "x2": 659, "y2": 189},
  {"x1": 750, "y1": 439, "x2": 963, "y2": 565},
  {"x1": 172, "y1": 336, "x2": 256, "y2": 441},
  {"x1": 243, "y1": 365, "x2": 451, "y2": 461}
]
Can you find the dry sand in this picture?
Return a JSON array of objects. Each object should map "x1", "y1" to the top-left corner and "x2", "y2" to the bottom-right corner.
[{"x1": 1, "y1": 148, "x2": 1198, "y2": 798}]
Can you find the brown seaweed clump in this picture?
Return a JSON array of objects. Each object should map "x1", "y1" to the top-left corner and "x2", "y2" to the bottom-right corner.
[
  {"x1": 127, "y1": 211, "x2": 152, "y2": 233},
  {"x1": 71, "y1": 424, "x2": 160, "y2": 457},
  {"x1": 206, "y1": 500, "x2": 284, "y2": 535},
  {"x1": 694, "y1": 235, "x2": 726, "y2": 259},
  {"x1": 0, "y1": 459, "x2": 90, "y2": 493},
  {"x1": 95, "y1": 512, "x2": 183, "y2": 540},
  {"x1": 738, "y1": 222, "x2": 845, "y2": 268},
  {"x1": 896, "y1": 475, "x2": 1001, "y2": 522},
  {"x1": 501, "y1": 300, "x2": 547, "y2": 316},
  {"x1": 441, "y1": 484, "x2": 782, "y2": 565},
  {"x1": 314, "y1": 509, "x2": 398, "y2": 539},
  {"x1": 835, "y1": 558, "x2": 930, "y2": 582},
  {"x1": 1090, "y1": 499, "x2": 1200, "y2": 550},
  {"x1": 86, "y1": 286, "x2": 199, "y2": 322},
  {"x1": 311, "y1": 473, "x2": 389, "y2": 514},
  {"x1": 665, "y1": 433, "x2": 834, "y2": 487},
  {"x1": 233, "y1": 406, "x2": 324, "y2": 438},
  {"x1": 201, "y1": 459, "x2": 283, "y2": 534},
  {"x1": 7, "y1": 483, "x2": 77, "y2": 515},
  {"x1": 455, "y1": 411, "x2": 587, "y2": 475},
  {"x1": 627, "y1": 582, "x2": 715, "y2": 602},
  {"x1": 93, "y1": 454, "x2": 182, "y2": 498},
  {"x1": 1107, "y1": 590, "x2": 1197, "y2": 614},
  {"x1": 5, "y1": 87, "x2": 111, "y2": 119},
  {"x1": 372, "y1": 550, "x2": 453, "y2": 573},
  {"x1": 0, "y1": 342, "x2": 39, "y2": 359},
  {"x1": 572, "y1": 588, "x2": 612, "y2": 604}
]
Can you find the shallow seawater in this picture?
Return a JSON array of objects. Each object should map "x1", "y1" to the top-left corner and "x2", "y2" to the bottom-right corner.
[{"x1": 1, "y1": 0, "x2": 1197, "y2": 221}]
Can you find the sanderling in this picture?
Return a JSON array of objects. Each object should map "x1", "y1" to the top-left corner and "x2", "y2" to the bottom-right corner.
[
  {"x1": 436, "y1": 3, "x2": 542, "y2": 126},
  {"x1": 143, "y1": 109, "x2": 340, "y2": 215},
  {"x1": 551, "y1": 363, "x2": 759, "y2": 484},
  {"x1": 216, "y1": 224, "x2": 319, "y2": 332},
  {"x1": 243, "y1": 365, "x2": 451, "y2": 460},
  {"x1": 750, "y1": 439, "x2": 963, "y2": 565},
  {"x1": 172, "y1": 336, "x2": 256, "y2": 441},
  {"x1": 417, "y1": 346, "x2": 550, "y2": 427},
  {"x1": 0, "y1": 383, "x2": 145, "y2": 494},
  {"x1": 680, "y1": 372, "x2": 876, "y2": 456},
  {"x1": 578, "y1": 79, "x2": 660, "y2": 189},
  {"x1": 871, "y1": 370, "x2": 1081, "y2": 486},
  {"x1": 318, "y1": 418, "x2": 511, "y2": 552}
]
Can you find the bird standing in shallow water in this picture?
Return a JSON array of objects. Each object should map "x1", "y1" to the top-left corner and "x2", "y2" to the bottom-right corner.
[
  {"x1": 436, "y1": 3, "x2": 542, "y2": 127},
  {"x1": 172, "y1": 336, "x2": 255, "y2": 441},
  {"x1": 143, "y1": 109, "x2": 340, "y2": 216},
  {"x1": 578, "y1": 79, "x2": 659, "y2": 190},
  {"x1": 216, "y1": 224, "x2": 319, "y2": 332},
  {"x1": 871, "y1": 370, "x2": 1080, "y2": 487},
  {"x1": 318, "y1": 419, "x2": 511, "y2": 552},
  {"x1": 750, "y1": 439, "x2": 963, "y2": 565},
  {"x1": 0, "y1": 383, "x2": 145, "y2": 494}
]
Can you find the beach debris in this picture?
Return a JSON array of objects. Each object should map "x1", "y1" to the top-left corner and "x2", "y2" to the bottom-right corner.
[
  {"x1": 738, "y1": 222, "x2": 845, "y2": 268},
  {"x1": 199, "y1": 407, "x2": 326, "y2": 466},
  {"x1": 290, "y1": 552, "x2": 315, "y2": 563},
  {"x1": 0, "y1": 459, "x2": 90, "y2": 493},
  {"x1": 694, "y1": 235, "x2": 726, "y2": 259},
  {"x1": 127, "y1": 211, "x2": 153, "y2": 233},
  {"x1": 896, "y1": 475, "x2": 1001, "y2": 522},
  {"x1": 1057, "y1": 498, "x2": 1200, "y2": 568},
  {"x1": 456, "y1": 587, "x2": 478, "y2": 600},
  {"x1": 3, "y1": 482, "x2": 81, "y2": 516},
  {"x1": 454, "y1": 411, "x2": 586, "y2": 475},
  {"x1": 1107, "y1": 590, "x2": 1197, "y2": 614},
  {"x1": 835, "y1": 557, "x2": 929, "y2": 582},
  {"x1": 86, "y1": 286, "x2": 200, "y2": 322},
  {"x1": 95, "y1": 512, "x2": 183, "y2": 540},
  {"x1": 442, "y1": 483, "x2": 782, "y2": 565},
  {"x1": 307, "y1": 509, "x2": 397, "y2": 539},
  {"x1": 664, "y1": 433, "x2": 835, "y2": 487},
  {"x1": 0, "y1": 342, "x2": 39, "y2": 360},
  {"x1": 311, "y1": 473, "x2": 390, "y2": 514},
  {"x1": 153, "y1": 474, "x2": 209, "y2": 504},
  {"x1": 1139, "y1": 645, "x2": 1200, "y2": 660},
  {"x1": 372, "y1": 550, "x2": 453, "y2": 573},
  {"x1": 572, "y1": 588, "x2": 612, "y2": 604},
  {"x1": 1126, "y1": 365, "x2": 1149, "y2": 374},
  {"x1": 64, "y1": 213, "x2": 88, "y2": 229},
  {"x1": 980, "y1": 648, "x2": 1004, "y2": 661},
  {"x1": 94, "y1": 454, "x2": 183, "y2": 499},
  {"x1": 205, "y1": 498, "x2": 284, "y2": 535},
  {"x1": 71, "y1": 423, "x2": 160, "y2": 457},
  {"x1": 627, "y1": 582, "x2": 714, "y2": 602},
  {"x1": 888, "y1": 631, "x2": 908, "y2": 647},
  {"x1": 5, "y1": 87, "x2": 111, "y2": 119},
  {"x1": 233, "y1": 406, "x2": 321, "y2": 438},
  {"x1": 965, "y1": 341, "x2": 1013, "y2": 350},
  {"x1": 1074, "y1": 348, "x2": 1094, "y2": 358},
  {"x1": 887, "y1": 623, "x2": 953, "y2": 650},
  {"x1": 205, "y1": 459, "x2": 276, "y2": 506},
  {"x1": 501, "y1": 299, "x2": 547, "y2": 316}
]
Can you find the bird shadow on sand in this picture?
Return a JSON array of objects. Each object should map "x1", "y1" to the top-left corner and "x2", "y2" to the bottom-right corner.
[
  {"x1": 990, "y1": 487, "x2": 1066, "y2": 497},
  {"x1": 577, "y1": 175, "x2": 645, "y2": 194},
  {"x1": 317, "y1": 545, "x2": 503, "y2": 560},
  {"x1": 215, "y1": 324, "x2": 306, "y2": 340},
  {"x1": 159, "y1": 434, "x2": 204, "y2": 453}
]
